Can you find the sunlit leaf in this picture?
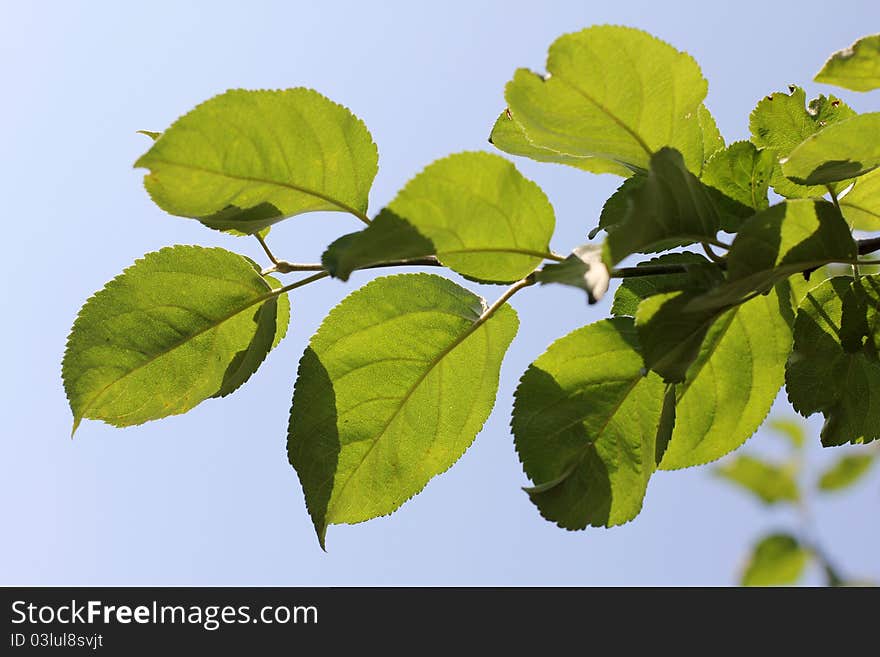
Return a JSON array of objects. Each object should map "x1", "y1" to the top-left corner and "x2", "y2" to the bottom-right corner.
[
  {"x1": 135, "y1": 88, "x2": 378, "y2": 234},
  {"x1": 499, "y1": 26, "x2": 708, "y2": 174},
  {"x1": 63, "y1": 246, "x2": 288, "y2": 432},
  {"x1": 815, "y1": 34, "x2": 880, "y2": 92},
  {"x1": 512, "y1": 317, "x2": 668, "y2": 529},
  {"x1": 287, "y1": 274, "x2": 518, "y2": 547}
]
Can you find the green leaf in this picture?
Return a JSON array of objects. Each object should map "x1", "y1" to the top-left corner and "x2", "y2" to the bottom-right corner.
[
  {"x1": 321, "y1": 210, "x2": 435, "y2": 281},
  {"x1": 535, "y1": 245, "x2": 610, "y2": 304},
  {"x1": 715, "y1": 455, "x2": 799, "y2": 504},
  {"x1": 815, "y1": 34, "x2": 880, "y2": 92},
  {"x1": 602, "y1": 148, "x2": 721, "y2": 267},
  {"x1": 588, "y1": 175, "x2": 646, "y2": 239},
  {"x1": 135, "y1": 88, "x2": 378, "y2": 234},
  {"x1": 741, "y1": 534, "x2": 809, "y2": 586},
  {"x1": 137, "y1": 130, "x2": 161, "y2": 141},
  {"x1": 488, "y1": 110, "x2": 632, "y2": 176},
  {"x1": 634, "y1": 291, "x2": 729, "y2": 384},
  {"x1": 699, "y1": 104, "x2": 726, "y2": 165},
  {"x1": 500, "y1": 26, "x2": 708, "y2": 175},
  {"x1": 326, "y1": 152, "x2": 555, "y2": 284},
  {"x1": 701, "y1": 141, "x2": 775, "y2": 231},
  {"x1": 768, "y1": 417, "x2": 806, "y2": 448},
  {"x1": 611, "y1": 252, "x2": 724, "y2": 317},
  {"x1": 63, "y1": 246, "x2": 288, "y2": 432},
  {"x1": 659, "y1": 287, "x2": 793, "y2": 469},
  {"x1": 840, "y1": 168, "x2": 880, "y2": 230},
  {"x1": 213, "y1": 264, "x2": 290, "y2": 398},
  {"x1": 786, "y1": 275, "x2": 880, "y2": 446},
  {"x1": 287, "y1": 274, "x2": 518, "y2": 547},
  {"x1": 686, "y1": 199, "x2": 857, "y2": 312},
  {"x1": 512, "y1": 317, "x2": 668, "y2": 529},
  {"x1": 749, "y1": 86, "x2": 856, "y2": 197},
  {"x1": 782, "y1": 113, "x2": 880, "y2": 186},
  {"x1": 818, "y1": 453, "x2": 876, "y2": 491}
]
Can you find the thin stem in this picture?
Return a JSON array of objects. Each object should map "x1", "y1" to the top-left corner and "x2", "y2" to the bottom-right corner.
[
  {"x1": 610, "y1": 261, "x2": 726, "y2": 278},
  {"x1": 255, "y1": 233, "x2": 278, "y2": 265},
  {"x1": 859, "y1": 237, "x2": 880, "y2": 256},
  {"x1": 275, "y1": 271, "x2": 331, "y2": 295},
  {"x1": 707, "y1": 237, "x2": 732, "y2": 250},
  {"x1": 481, "y1": 276, "x2": 536, "y2": 319}
]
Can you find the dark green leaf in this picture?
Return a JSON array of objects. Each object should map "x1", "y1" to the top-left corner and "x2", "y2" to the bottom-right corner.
[
  {"x1": 815, "y1": 34, "x2": 880, "y2": 92},
  {"x1": 741, "y1": 534, "x2": 809, "y2": 586},
  {"x1": 782, "y1": 113, "x2": 880, "y2": 185},
  {"x1": 135, "y1": 88, "x2": 378, "y2": 234},
  {"x1": 63, "y1": 246, "x2": 288, "y2": 432},
  {"x1": 786, "y1": 275, "x2": 880, "y2": 446},
  {"x1": 602, "y1": 148, "x2": 721, "y2": 267},
  {"x1": 512, "y1": 317, "x2": 668, "y2": 529},
  {"x1": 287, "y1": 274, "x2": 518, "y2": 547},
  {"x1": 322, "y1": 211, "x2": 434, "y2": 281},
  {"x1": 818, "y1": 453, "x2": 876, "y2": 491},
  {"x1": 686, "y1": 199, "x2": 856, "y2": 312},
  {"x1": 589, "y1": 175, "x2": 646, "y2": 239},
  {"x1": 611, "y1": 252, "x2": 724, "y2": 317},
  {"x1": 715, "y1": 455, "x2": 799, "y2": 504},
  {"x1": 634, "y1": 291, "x2": 730, "y2": 384},
  {"x1": 500, "y1": 26, "x2": 708, "y2": 174}
]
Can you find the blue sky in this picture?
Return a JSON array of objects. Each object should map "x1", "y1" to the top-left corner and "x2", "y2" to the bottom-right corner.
[{"x1": 1, "y1": 0, "x2": 878, "y2": 585}]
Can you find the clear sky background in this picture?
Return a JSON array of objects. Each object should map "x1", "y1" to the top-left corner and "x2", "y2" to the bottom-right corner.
[{"x1": 2, "y1": 0, "x2": 878, "y2": 585}]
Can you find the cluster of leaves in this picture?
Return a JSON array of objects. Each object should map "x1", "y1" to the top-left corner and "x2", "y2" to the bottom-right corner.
[
  {"x1": 716, "y1": 418, "x2": 877, "y2": 586},
  {"x1": 62, "y1": 26, "x2": 880, "y2": 548}
]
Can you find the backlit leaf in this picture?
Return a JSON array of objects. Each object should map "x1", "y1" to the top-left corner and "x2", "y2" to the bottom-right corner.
[
  {"x1": 749, "y1": 86, "x2": 856, "y2": 198},
  {"x1": 488, "y1": 110, "x2": 632, "y2": 176},
  {"x1": 324, "y1": 152, "x2": 555, "y2": 283},
  {"x1": 840, "y1": 168, "x2": 880, "y2": 230},
  {"x1": 135, "y1": 88, "x2": 378, "y2": 234},
  {"x1": 512, "y1": 317, "x2": 668, "y2": 529},
  {"x1": 818, "y1": 453, "x2": 876, "y2": 491},
  {"x1": 741, "y1": 534, "x2": 809, "y2": 586},
  {"x1": 500, "y1": 26, "x2": 708, "y2": 174},
  {"x1": 815, "y1": 34, "x2": 880, "y2": 92},
  {"x1": 602, "y1": 148, "x2": 721, "y2": 267},
  {"x1": 287, "y1": 274, "x2": 518, "y2": 547},
  {"x1": 659, "y1": 287, "x2": 793, "y2": 469},
  {"x1": 782, "y1": 113, "x2": 880, "y2": 186},
  {"x1": 63, "y1": 246, "x2": 289, "y2": 432},
  {"x1": 686, "y1": 199, "x2": 856, "y2": 312},
  {"x1": 701, "y1": 140, "x2": 775, "y2": 231},
  {"x1": 786, "y1": 275, "x2": 880, "y2": 446},
  {"x1": 715, "y1": 455, "x2": 799, "y2": 504}
]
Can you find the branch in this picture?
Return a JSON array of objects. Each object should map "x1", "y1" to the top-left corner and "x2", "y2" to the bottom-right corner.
[
  {"x1": 261, "y1": 237, "x2": 880, "y2": 283},
  {"x1": 858, "y1": 236, "x2": 880, "y2": 256}
]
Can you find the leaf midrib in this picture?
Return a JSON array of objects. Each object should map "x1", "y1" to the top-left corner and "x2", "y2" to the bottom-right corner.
[
  {"x1": 75, "y1": 283, "x2": 279, "y2": 427},
  {"x1": 324, "y1": 308, "x2": 501, "y2": 521},
  {"x1": 140, "y1": 157, "x2": 369, "y2": 221}
]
